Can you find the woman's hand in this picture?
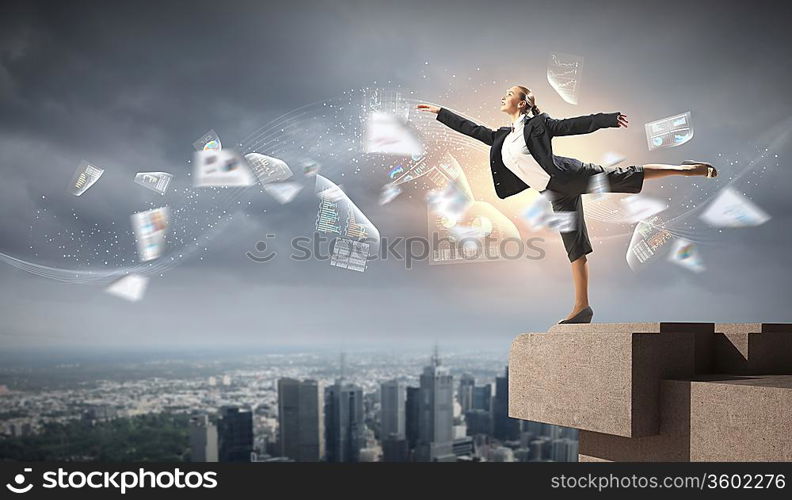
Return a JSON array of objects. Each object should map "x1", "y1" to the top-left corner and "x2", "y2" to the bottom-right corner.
[
  {"x1": 617, "y1": 113, "x2": 629, "y2": 128},
  {"x1": 416, "y1": 104, "x2": 441, "y2": 114}
]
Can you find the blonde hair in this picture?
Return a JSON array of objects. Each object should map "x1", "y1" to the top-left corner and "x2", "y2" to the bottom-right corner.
[{"x1": 516, "y1": 86, "x2": 541, "y2": 116}]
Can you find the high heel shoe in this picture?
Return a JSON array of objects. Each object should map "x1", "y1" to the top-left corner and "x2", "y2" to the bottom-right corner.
[
  {"x1": 557, "y1": 306, "x2": 594, "y2": 324},
  {"x1": 682, "y1": 160, "x2": 718, "y2": 178}
]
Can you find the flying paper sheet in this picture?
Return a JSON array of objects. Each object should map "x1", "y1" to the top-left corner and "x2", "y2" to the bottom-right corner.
[
  {"x1": 262, "y1": 182, "x2": 302, "y2": 204},
  {"x1": 193, "y1": 129, "x2": 222, "y2": 151},
  {"x1": 379, "y1": 183, "x2": 402, "y2": 206},
  {"x1": 244, "y1": 153, "x2": 293, "y2": 185},
  {"x1": 134, "y1": 172, "x2": 173, "y2": 195},
  {"x1": 645, "y1": 112, "x2": 694, "y2": 150},
  {"x1": 425, "y1": 154, "x2": 521, "y2": 265},
  {"x1": 365, "y1": 111, "x2": 424, "y2": 156},
  {"x1": 131, "y1": 206, "x2": 169, "y2": 262},
  {"x1": 448, "y1": 223, "x2": 487, "y2": 241},
  {"x1": 364, "y1": 87, "x2": 411, "y2": 124},
  {"x1": 667, "y1": 238, "x2": 705, "y2": 273},
  {"x1": 699, "y1": 186, "x2": 771, "y2": 227},
  {"x1": 520, "y1": 192, "x2": 577, "y2": 233},
  {"x1": 587, "y1": 172, "x2": 610, "y2": 200},
  {"x1": 544, "y1": 212, "x2": 576, "y2": 232},
  {"x1": 429, "y1": 202, "x2": 521, "y2": 265},
  {"x1": 426, "y1": 179, "x2": 472, "y2": 224},
  {"x1": 389, "y1": 165, "x2": 404, "y2": 179},
  {"x1": 620, "y1": 195, "x2": 668, "y2": 223},
  {"x1": 69, "y1": 161, "x2": 104, "y2": 196},
  {"x1": 547, "y1": 53, "x2": 583, "y2": 105},
  {"x1": 192, "y1": 149, "x2": 256, "y2": 187},
  {"x1": 317, "y1": 184, "x2": 345, "y2": 202},
  {"x1": 105, "y1": 274, "x2": 149, "y2": 302},
  {"x1": 626, "y1": 215, "x2": 673, "y2": 271},
  {"x1": 390, "y1": 156, "x2": 433, "y2": 186},
  {"x1": 314, "y1": 175, "x2": 380, "y2": 252},
  {"x1": 330, "y1": 237, "x2": 369, "y2": 272},
  {"x1": 521, "y1": 192, "x2": 553, "y2": 229},
  {"x1": 301, "y1": 159, "x2": 321, "y2": 176}
]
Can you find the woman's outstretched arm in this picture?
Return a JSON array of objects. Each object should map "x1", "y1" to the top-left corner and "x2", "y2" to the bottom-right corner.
[
  {"x1": 545, "y1": 112, "x2": 629, "y2": 136},
  {"x1": 416, "y1": 104, "x2": 498, "y2": 146}
]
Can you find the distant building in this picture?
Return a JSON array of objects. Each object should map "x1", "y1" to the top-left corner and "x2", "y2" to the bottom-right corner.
[
  {"x1": 552, "y1": 437, "x2": 579, "y2": 462},
  {"x1": 189, "y1": 414, "x2": 218, "y2": 462},
  {"x1": 493, "y1": 366, "x2": 521, "y2": 441},
  {"x1": 218, "y1": 406, "x2": 253, "y2": 462},
  {"x1": 381, "y1": 437, "x2": 409, "y2": 462},
  {"x1": 491, "y1": 446, "x2": 515, "y2": 462},
  {"x1": 324, "y1": 380, "x2": 365, "y2": 462},
  {"x1": 514, "y1": 447, "x2": 532, "y2": 462},
  {"x1": 380, "y1": 379, "x2": 406, "y2": 440},
  {"x1": 458, "y1": 374, "x2": 475, "y2": 413},
  {"x1": 464, "y1": 409, "x2": 492, "y2": 436},
  {"x1": 453, "y1": 423, "x2": 467, "y2": 439},
  {"x1": 452, "y1": 436, "x2": 475, "y2": 459},
  {"x1": 358, "y1": 447, "x2": 380, "y2": 462},
  {"x1": 529, "y1": 438, "x2": 552, "y2": 461},
  {"x1": 405, "y1": 386, "x2": 420, "y2": 451},
  {"x1": 522, "y1": 420, "x2": 544, "y2": 438},
  {"x1": 277, "y1": 378, "x2": 324, "y2": 462},
  {"x1": 472, "y1": 384, "x2": 492, "y2": 412},
  {"x1": 414, "y1": 349, "x2": 455, "y2": 462},
  {"x1": 82, "y1": 404, "x2": 117, "y2": 424}
]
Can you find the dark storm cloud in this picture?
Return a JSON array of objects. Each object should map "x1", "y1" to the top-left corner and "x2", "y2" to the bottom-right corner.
[{"x1": 1, "y1": 0, "x2": 791, "y2": 348}]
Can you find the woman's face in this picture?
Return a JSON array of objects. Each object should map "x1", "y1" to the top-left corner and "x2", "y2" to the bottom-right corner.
[{"x1": 500, "y1": 86, "x2": 525, "y2": 114}]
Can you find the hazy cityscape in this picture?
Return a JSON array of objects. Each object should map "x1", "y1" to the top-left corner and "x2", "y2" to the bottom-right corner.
[{"x1": 0, "y1": 347, "x2": 578, "y2": 462}]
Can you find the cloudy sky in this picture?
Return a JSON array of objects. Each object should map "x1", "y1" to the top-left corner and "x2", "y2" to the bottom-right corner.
[{"x1": 1, "y1": 0, "x2": 790, "y2": 352}]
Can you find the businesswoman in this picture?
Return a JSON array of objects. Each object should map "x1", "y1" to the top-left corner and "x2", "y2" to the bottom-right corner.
[{"x1": 417, "y1": 86, "x2": 717, "y2": 324}]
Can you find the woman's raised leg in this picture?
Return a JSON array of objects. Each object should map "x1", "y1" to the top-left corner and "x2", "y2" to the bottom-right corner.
[{"x1": 642, "y1": 163, "x2": 713, "y2": 179}]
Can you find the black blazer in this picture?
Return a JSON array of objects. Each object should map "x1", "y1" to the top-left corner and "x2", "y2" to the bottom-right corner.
[{"x1": 435, "y1": 107, "x2": 622, "y2": 199}]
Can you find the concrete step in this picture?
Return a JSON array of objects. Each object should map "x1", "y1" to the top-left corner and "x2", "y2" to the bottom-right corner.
[
  {"x1": 579, "y1": 375, "x2": 792, "y2": 461},
  {"x1": 509, "y1": 322, "x2": 792, "y2": 459}
]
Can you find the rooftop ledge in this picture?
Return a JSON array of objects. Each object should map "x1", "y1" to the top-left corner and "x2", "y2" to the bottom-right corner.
[{"x1": 508, "y1": 322, "x2": 792, "y2": 461}]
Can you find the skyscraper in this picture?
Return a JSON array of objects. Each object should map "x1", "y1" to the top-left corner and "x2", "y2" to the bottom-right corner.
[
  {"x1": 277, "y1": 378, "x2": 324, "y2": 462},
  {"x1": 414, "y1": 348, "x2": 455, "y2": 462},
  {"x1": 380, "y1": 379, "x2": 406, "y2": 440},
  {"x1": 493, "y1": 366, "x2": 521, "y2": 442},
  {"x1": 188, "y1": 414, "x2": 218, "y2": 462},
  {"x1": 458, "y1": 373, "x2": 475, "y2": 414},
  {"x1": 405, "y1": 386, "x2": 420, "y2": 451},
  {"x1": 380, "y1": 379, "x2": 409, "y2": 462},
  {"x1": 464, "y1": 409, "x2": 492, "y2": 436},
  {"x1": 382, "y1": 437, "x2": 409, "y2": 462},
  {"x1": 324, "y1": 380, "x2": 365, "y2": 462},
  {"x1": 472, "y1": 384, "x2": 492, "y2": 412},
  {"x1": 218, "y1": 406, "x2": 253, "y2": 463}
]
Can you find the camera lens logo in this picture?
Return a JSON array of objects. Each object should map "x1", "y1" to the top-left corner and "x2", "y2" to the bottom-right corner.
[{"x1": 6, "y1": 468, "x2": 33, "y2": 494}]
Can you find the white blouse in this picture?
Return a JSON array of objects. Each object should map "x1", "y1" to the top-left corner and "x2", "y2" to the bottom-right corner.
[{"x1": 500, "y1": 114, "x2": 551, "y2": 192}]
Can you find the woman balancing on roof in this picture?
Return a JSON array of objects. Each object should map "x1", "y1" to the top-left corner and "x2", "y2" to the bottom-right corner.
[{"x1": 417, "y1": 86, "x2": 717, "y2": 324}]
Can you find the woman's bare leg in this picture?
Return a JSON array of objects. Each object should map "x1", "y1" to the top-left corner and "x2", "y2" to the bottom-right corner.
[
  {"x1": 564, "y1": 255, "x2": 589, "y2": 321},
  {"x1": 642, "y1": 163, "x2": 710, "y2": 179}
]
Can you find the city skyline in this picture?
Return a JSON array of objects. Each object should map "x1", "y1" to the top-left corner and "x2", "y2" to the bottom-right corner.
[{"x1": 0, "y1": 347, "x2": 575, "y2": 462}]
